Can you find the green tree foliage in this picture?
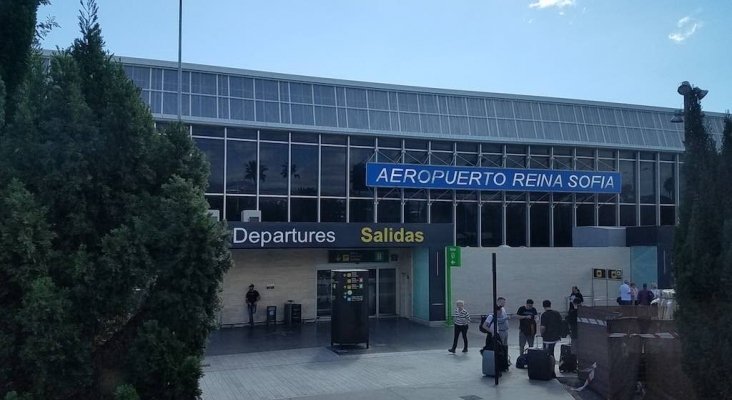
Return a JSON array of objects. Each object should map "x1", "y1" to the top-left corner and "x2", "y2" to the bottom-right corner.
[
  {"x1": 0, "y1": 1, "x2": 231, "y2": 398},
  {"x1": 673, "y1": 83, "x2": 732, "y2": 398}
]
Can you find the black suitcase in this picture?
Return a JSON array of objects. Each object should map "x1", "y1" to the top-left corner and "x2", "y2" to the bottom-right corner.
[
  {"x1": 516, "y1": 353, "x2": 528, "y2": 369},
  {"x1": 559, "y1": 344, "x2": 577, "y2": 372},
  {"x1": 527, "y1": 348, "x2": 554, "y2": 380}
]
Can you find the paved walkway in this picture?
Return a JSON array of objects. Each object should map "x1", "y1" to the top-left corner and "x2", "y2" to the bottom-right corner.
[{"x1": 201, "y1": 319, "x2": 577, "y2": 400}]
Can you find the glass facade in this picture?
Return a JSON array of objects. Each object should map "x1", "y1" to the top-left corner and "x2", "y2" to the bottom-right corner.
[{"x1": 115, "y1": 58, "x2": 726, "y2": 247}]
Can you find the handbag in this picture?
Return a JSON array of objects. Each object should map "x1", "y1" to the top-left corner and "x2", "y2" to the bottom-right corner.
[{"x1": 479, "y1": 315, "x2": 490, "y2": 334}]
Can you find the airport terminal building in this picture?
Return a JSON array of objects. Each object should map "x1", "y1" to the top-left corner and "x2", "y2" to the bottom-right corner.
[{"x1": 119, "y1": 56, "x2": 726, "y2": 325}]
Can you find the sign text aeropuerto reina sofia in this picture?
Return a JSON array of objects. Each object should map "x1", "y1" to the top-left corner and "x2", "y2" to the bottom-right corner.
[{"x1": 366, "y1": 162, "x2": 621, "y2": 194}]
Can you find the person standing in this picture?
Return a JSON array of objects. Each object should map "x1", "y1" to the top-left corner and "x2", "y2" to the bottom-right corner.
[
  {"x1": 630, "y1": 282, "x2": 639, "y2": 305},
  {"x1": 618, "y1": 280, "x2": 631, "y2": 305},
  {"x1": 491, "y1": 297, "x2": 509, "y2": 346},
  {"x1": 637, "y1": 283, "x2": 655, "y2": 305},
  {"x1": 516, "y1": 299, "x2": 538, "y2": 354},
  {"x1": 245, "y1": 284, "x2": 261, "y2": 326},
  {"x1": 449, "y1": 300, "x2": 470, "y2": 353},
  {"x1": 569, "y1": 286, "x2": 584, "y2": 311},
  {"x1": 540, "y1": 300, "x2": 563, "y2": 359}
]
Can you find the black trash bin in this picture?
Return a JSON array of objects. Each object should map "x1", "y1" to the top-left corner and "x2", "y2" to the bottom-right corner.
[
  {"x1": 266, "y1": 306, "x2": 277, "y2": 326},
  {"x1": 284, "y1": 303, "x2": 302, "y2": 326}
]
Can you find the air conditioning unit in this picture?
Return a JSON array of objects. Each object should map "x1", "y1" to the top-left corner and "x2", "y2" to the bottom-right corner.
[
  {"x1": 241, "y1": 209, "x2": 262, "y2": 222},
  {"x1": 207, "y1": 209, "x2": 220, "y2": 221}
]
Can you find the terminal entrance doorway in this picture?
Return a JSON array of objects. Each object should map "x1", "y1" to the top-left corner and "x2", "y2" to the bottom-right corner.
[{"x1": 317, "y1": 268, "x2": 396, "y2": 318}]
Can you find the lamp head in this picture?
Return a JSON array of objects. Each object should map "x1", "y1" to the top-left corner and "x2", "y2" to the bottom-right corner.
[
  {"x1": 677, "y1": 81, "x2": 692, "y2": 96},
  {"x1": 670, "y1": 110, "x2": 684, "y2": 123},
  {"x1": 695, "y1": 88, "x2": 708, "y2": 100}
]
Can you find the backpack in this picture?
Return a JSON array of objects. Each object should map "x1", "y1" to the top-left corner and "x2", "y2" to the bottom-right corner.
[{"x1": 479, "y1": 315, "x2": 490, "y2": 334}]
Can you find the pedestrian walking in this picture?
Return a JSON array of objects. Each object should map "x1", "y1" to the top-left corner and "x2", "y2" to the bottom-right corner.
[
  {"x1": 245, "y1": 284, "x2": 261, "y2": 326},
  {"x1": 449, "y1": 300, "x2": 470, "y2": 353}
]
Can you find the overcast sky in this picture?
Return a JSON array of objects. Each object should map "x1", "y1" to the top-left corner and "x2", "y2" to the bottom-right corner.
[{"x1": 40, "y1": 0, "x2": 731, "y2": 113}]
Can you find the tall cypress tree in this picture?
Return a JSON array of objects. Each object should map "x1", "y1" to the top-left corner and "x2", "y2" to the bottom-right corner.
[
  {"x1": 0, "y1": 1, "x2": 231, "y2": 398},
  {"x1": 673, "y1": 85, "x2": 730, "y2": 399}
]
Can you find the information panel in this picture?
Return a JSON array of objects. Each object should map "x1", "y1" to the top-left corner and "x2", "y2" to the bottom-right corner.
[
  {"x1": 331, "y1": 269, "x2": 369, "y2": 348},
  {"x1": 366, "y1": 162, "x2": 621, "y2": 193}
]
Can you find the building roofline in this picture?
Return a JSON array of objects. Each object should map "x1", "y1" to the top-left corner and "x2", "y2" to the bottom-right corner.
[{"x1": 97, "y1": 52, "x2": 727, "y2": 117}]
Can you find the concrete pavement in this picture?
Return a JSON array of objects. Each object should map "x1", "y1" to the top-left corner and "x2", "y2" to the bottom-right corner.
[{"x1": 201, "y1": 320, "x2": 577, "y2": 400}]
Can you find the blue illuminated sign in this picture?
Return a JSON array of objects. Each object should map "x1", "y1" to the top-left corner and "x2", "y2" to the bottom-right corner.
[{"x1": 366, "y1": 163, "x2": 621, "y2": 193}]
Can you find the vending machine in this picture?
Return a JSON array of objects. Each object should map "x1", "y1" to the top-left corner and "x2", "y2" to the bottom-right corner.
[{"x1": 331, "y1": 269, "x2": 369, "y2": 348}]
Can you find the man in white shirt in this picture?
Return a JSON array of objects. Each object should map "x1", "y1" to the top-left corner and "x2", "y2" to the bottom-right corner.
[
  {"x1": 483, "y1": 297, "x2": 509, "y2": 345},
  {"x1": 618, "y1": 280, "x2": 631, "y2": 305}
]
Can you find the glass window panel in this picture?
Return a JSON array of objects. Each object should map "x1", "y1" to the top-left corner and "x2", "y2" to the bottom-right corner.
[
  {"x1": 404, "y1": 200, "x2": 427, "y2": 223},
  {"x1": 430, "y1": 201, "x2": 453, "y2": 223},
  {"x1": 585, "y1": 125, "x2": 605, "y2": 143},
  {"x1": 449, "y1": 116, "x2": 470, "y2": 134},
  {"x1": 190, "y1": 72, "x2": 216, "y2": 95},
  {"x1": 259, "y1": 142, "x2": 288, "y2": 195},
  {"x1": 639, "y1": 205, "x2": 655, "y2": 226},
  {"x1": 517, "y1": 120, "x2": 536, "y2": 138},
  {"x1": 506, "y1": 144, "x2": 525, "y2": 154},
  {"x1": 466, "y1": 98, "x2": 486, "y2": 117},
  {"x1": 377, "y1": 200, "x2": 401, "y2": 223},
  {"x1": 346, "y1": 87, "x2": 368, "y2": 108},
  {"x1": 660, "y1": 163, "x2": 675, "y2": 204},
  {"x1": 182, "y1": 71, "x2": 190, "y2": 93},
  {"x1": 620, "y1": 205, "x2": 636, "y2": 226},
  {"x1": 191, "y1": 95, "x2": 216, "y2": 118},
  {"x1": 497, "y1": 119, "x2": 517, "y2": 137},
  {"x1": 469, "y1": 117, "x2": 489, "y2": 136},
  {"x1": 126, "y1": 66, "x2": 150, "y2": 89},
  {"x1": 290, "y1": 144, "x2": 318, "y2": 196},
  {"x1": 193, "y1": 138, "x2": 224, "y2": 193},
  {"x1": 506, "y1": 204, "x2": 527, "y2": 247},
  {"x1": 227, "y1": 128, "x2": 257, "y2": 140},
  {"x1": 397, "y1": 92, "x2": 419, "y2": 112},
  {"x1": 279, "y1": 82, "x2": 290, "y2": 102},
  {"x1": 321, "y1": 199, "x2": 346, "y2": 222},
  {"x1": 350, "y1": 136, "x2": 375, "y2": 146},
  {"x1": 163, "y1": 92, "x2": 178, "y2": 115},
  {"x1": 506, "y1": 155, "x2": 525, "y2": 168},
  {"x1": 405, "y1": 150, "x2": 428, "y2": 164},
  {"x1": 260, "y1": 197, "x2": 287, "y2": 222},
  {"x1": 494, "y1": 100, "x2": 514, "y2": 118},
  {"x1": 150, "y1": 68, "x2": 162, "y2": 90},
  {"x1": 558, "y1": 105, "x2": 576, "y2": 122},
  {"x1": 217, "y1": 98, "x2": 229, "y2": 119},
  {"x1": 260, "y1": 129, "x2": 288, "y2": 142},
  {"x1": 480, "y1": 203, "x2": 502, "y2": 246},
  {"x1": 660, "y1": 206, "x2": 675, "y2": 225},
  {"x1": 376, "y1": 148, "x2": 401, "y2": 163},
  {"x1": 456, "y1": 202, "x2": 478, "y2": 247},
  {"x1": 255, "y1": 79, "x2": 279, "y2": 100},
  {"x1": 542, "y1": 122, "x2": 561, "y2": 140},
  {"x1": 230, "y1": 98, "x2": 254, "y2": 121},
  {"x1": 514, "y1": 101, "x2": 533, "y2": 119},
  {"x1": 378, "y1": 137, "x2": 401, "y2": 149},
  {"x1": 347, "y1": 108, "x2": 369, "y2": 129},
  {"x1": 457, "y1": 141, "x2": 479, "y2": 152},
  {"x1": 349, "y1": 199, "x2": 374, "y2": 222},
  {"x1": 553, "y1": 203, "x2": 573, "y2": 247},
  {"x1": 447, "y1": 96, "x2": 467, "y2": 116},
  {"x1": 291, "y1": 198, "x2": 317, "y2": 222},
  {"x1": 418, "y1": 94, "x2": 439, "y2": 113},
  {"x1": 336, "y1": 87, "x2": 346, "y2": 107},
  {"x1": 151, "y1": 91, "x2": 162, "y2": 113},
  {"x1": 599, "y1": 108, "x2": 617, "y2": 125},
  {"x1": 229, "y1": 76, "x2": 254, "y2": 98},
  {"x1": 431, "y1": 152, "x2": 453, "y2": 166},
  {"x1": 480, "y1": 154, "x2": 502, "y2": 167},
  {"x1": 369, "y1": 110, "x2": 390, "y2": 131},
  {"x1": 599, "y1": 204, "x2": 616, "y2": 226},
  {"x1": 582, "y1": 107, "x2": 601, "y2": 124},
  {"x1": 619, "y1": 160, "x2": 636, "y2": 202},
  {"x1": 350, "y1": 147, "x2": 373, "y2": 197},
  {"x1": 575, "y1": 157, "x2": 594, "y2": 171},
  {"x1": 290, "y1": 82, "x2": 313, "y2": 104},
  {"x1": 399, "y1": 113, "x2": 420, "y2": 132},
  {"x1": 256, "y1": 101, "x2": 280, "y2": 123},
  {"x1": 217, "y1": 75, "x2": 228, "y2": 96},
  {"x1": 321, "y1": 147, "x2": 347, "y2": 196},
  {"x1": 418, "y1": 114, "x2": 440, "y2": 133},
  {"x1": 530, "y1": 156, "x2": 550, "y2": 169},
  {"x1": 561, "y1": 123, "x2": 582, "y2": 141},
  {"x1": 226, "y1": 140, "x2": 257, "y2": 195},
  {"x1": 225, "y1": 196, "x2": 256, "y2": 221},
  {"x1": 291, "y1": 103, "x2": 314, "y2": 125},
  {"x1": 336, "y1": 107, "x2": 348, "y2": 127},
  {"x1": 576, "y1": 204, "x2": 595, "y2": 226},
  {"x1": 192, "y1": 125, "x2": 224, "y2": 137},
  {"x1": 313, "y1": 84, "x2": 336, "y2": 105},
  {"x1": 368, "y1": 90, "x2": 389, "y2": 110},
  {"x1": 530, "y1": 203, "x2": 550, "y2": 247},
  {"x1": 603, "y1": 126, "x2": 622, "y2": 143},
  {"x1": 310, "y1": 106, "x2": 336, "y2": 127},
  {"x1": 182, "y1": 93, "x2": 190, "y2": 116},
  {"x1": 640, "y1": 161, "x2": 656, "y2": 203},
  {"x1": 539, "y1": 103, "x2": 559, "y2": 121},
  {"x1": 622, "y1": 110, "x2": 640, "y2": 127}
]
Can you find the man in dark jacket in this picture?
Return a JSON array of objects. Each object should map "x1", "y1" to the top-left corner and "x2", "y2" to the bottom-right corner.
[
  {"x1": 246, "y1": 284, "x2": 261, "y2": 326},
  {"x1": 637, "y1": 283, "x2": 655, "y2": 305}
]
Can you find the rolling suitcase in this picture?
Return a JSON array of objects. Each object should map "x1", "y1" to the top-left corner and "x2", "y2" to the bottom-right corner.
[
  {"x1": 482, "y1": 349, "x2": 501, "y2": 377},
  {"x1": 527, "y1": 348, "x2": 554, "y2": 380},
  {"x1": 559, "y1": 344, "x2": 577, "y2": 373}
]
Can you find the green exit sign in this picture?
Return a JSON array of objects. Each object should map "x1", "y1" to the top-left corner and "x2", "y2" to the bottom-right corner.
[{"x1": 446, "y1": 246, "x2": 461, "y2": 267}]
